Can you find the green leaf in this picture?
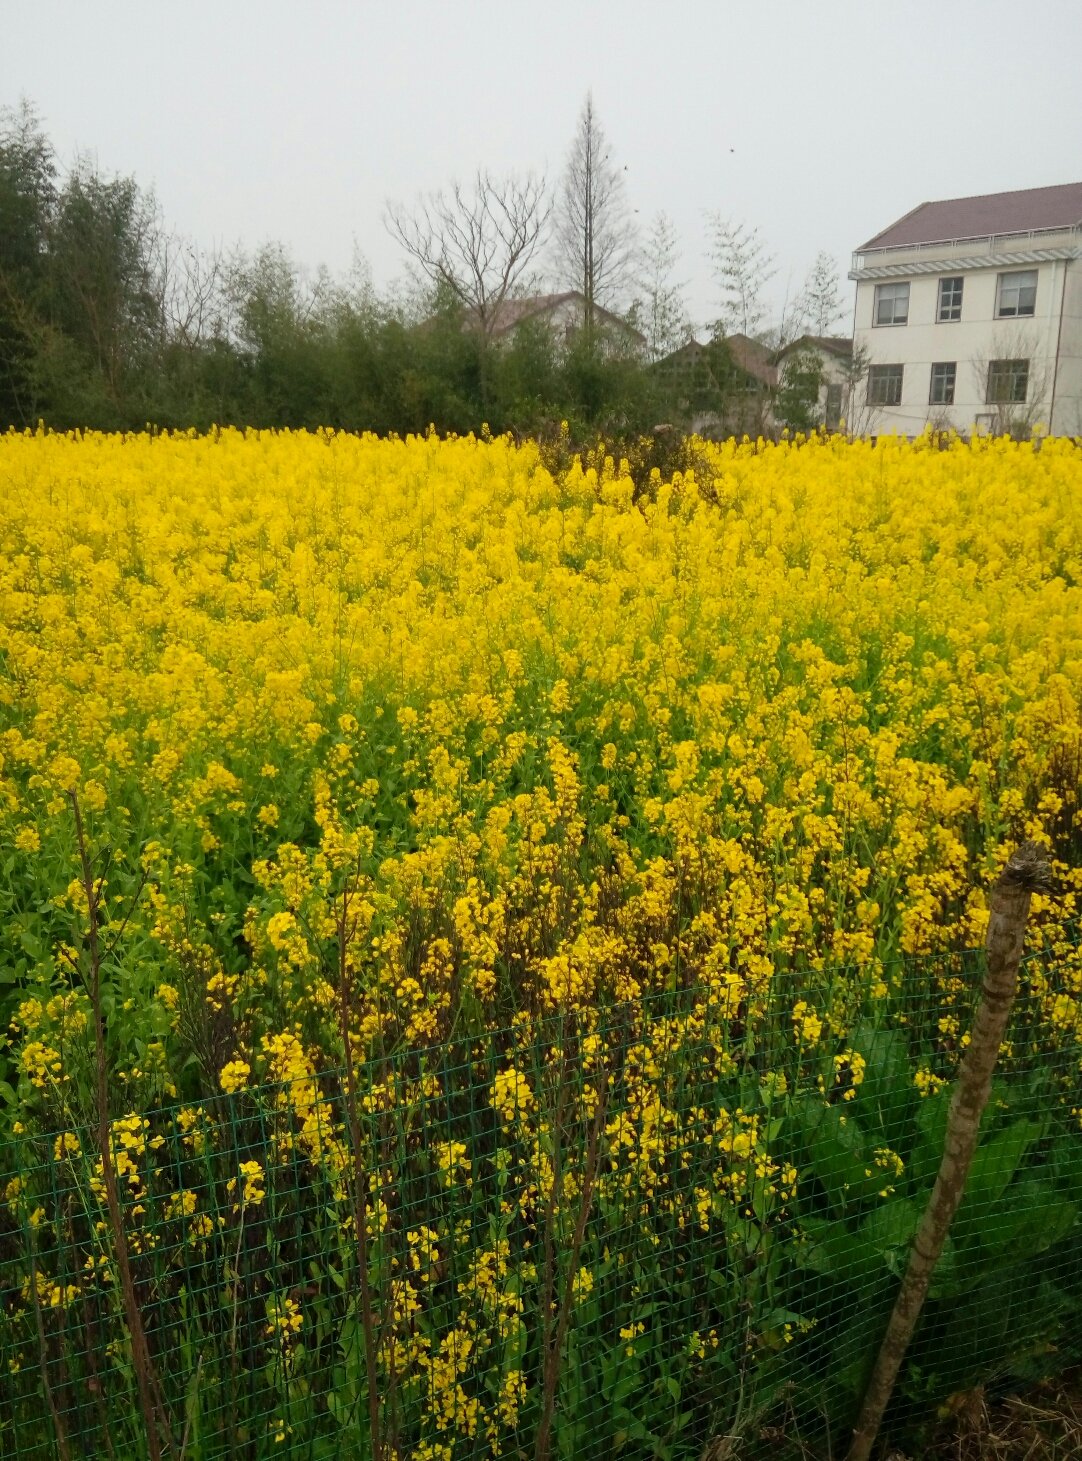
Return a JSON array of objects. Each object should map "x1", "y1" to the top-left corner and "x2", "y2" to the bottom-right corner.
[
  {"x1": 860, "y1": 1196, "x2": 919, "y2": 1255},
  {"x1": 850, "y1": 1022, "x2": 913, "y2": 1140},
  {"x1": 613, "y1": 1362, "x2": 642, "y2": 1405},
  {"x1": 958, "y1": 1118, "x2": 1040, "y2": 1218},
  {"x1": 799, "y1": 1096, "x2": 883, "y2": 1215},
  {"x1": 502, "y1": 1316, "x2": 528, "y2": 1373},
  {"x1": 908, "y1": 1090, "x2": 951, "y2": 1188}
]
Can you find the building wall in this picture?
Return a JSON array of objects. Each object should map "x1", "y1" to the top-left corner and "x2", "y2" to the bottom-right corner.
[
  {"x1": 776, "y1": 347, "x2": 852, "y2": 429},
  {"x1": 850, "y1": 229, "x2": 1082, "y2": 436},
  {"x1": 853, "y1": 262, "x2": 1066, "y2": 435},
  {"x1": 1051, "y1": 260, "x2": 1082, "y2": 436}
]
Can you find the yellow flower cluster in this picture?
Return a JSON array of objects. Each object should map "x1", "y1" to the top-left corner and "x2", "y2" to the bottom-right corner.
[
  {"x1": 228, "y1": 1159, "x2": 266, "y2": 1212},
  {"x1": 219, "y1": 1059, "x2": 251, "y2": 1094}
]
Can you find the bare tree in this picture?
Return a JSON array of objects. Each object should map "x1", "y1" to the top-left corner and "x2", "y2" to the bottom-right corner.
[
  {"x1": 155, "y1": 233, "x2": 227, "y2": 351},
  {"x1": 706, "y1": 216, "x2": 776, "y2": 341},
  {"x1": 554, "y1": 93, "x2": 637, "y2": 337},
  {"x1": 633, "y1": 211, "x2": 691, "y2": 362},
  {"x1": 761, "y1": 275, "x2": 809, "y2": 352},
  {"x1": 841, "y1": 342, "x2": 875, "y2": 438},
  {"x1": 385, "y1": 170, "x2": 549, "y2": 341}
]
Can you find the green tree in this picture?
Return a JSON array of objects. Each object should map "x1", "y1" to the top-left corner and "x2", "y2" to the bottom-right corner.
[
  {"x1": 633, "y1": 212, "x2": 690, "y2": 363},
  {"x1": 797, "y1": 251, "x2": 846, "y2": 336},
  {"x1": 775, "y1": 347, "x2": 824, "y2": 433},
  {"x1": 707, "y1": 217, "x2": 776, "y2": 340},
  {"x1": 224, "y1": 244, "x2": 339, "y2": 426},
  {"x1": 44, "y1": 158, "x2": 163, "y2": 423},
  {"x1": 0, "y1": 101, "x2": 56, "y2": 425}
]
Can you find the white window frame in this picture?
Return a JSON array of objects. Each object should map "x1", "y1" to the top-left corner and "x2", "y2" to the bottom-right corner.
[
  {"x1": 937, "y1": 277, "x2": 963, "y2": 323},
  {"x1": 873, "y1": 281, "x2": 910, "y2": 326},
  {"x1": 867, "y1": 364, "x2": 904, "y2": 406},
  {"x1": 996, "y1": 270, "x2": 1037, "y2": 319}
]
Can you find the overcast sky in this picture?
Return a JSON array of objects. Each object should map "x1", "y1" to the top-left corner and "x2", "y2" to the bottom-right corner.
[{"x1": 5, "y1": 0, "x2": 1082, "y2": 335}]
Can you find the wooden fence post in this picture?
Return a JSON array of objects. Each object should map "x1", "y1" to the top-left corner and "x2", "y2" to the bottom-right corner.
[{"x1": 847, "y1": 841, "x2": 1052, "y2": 1461}]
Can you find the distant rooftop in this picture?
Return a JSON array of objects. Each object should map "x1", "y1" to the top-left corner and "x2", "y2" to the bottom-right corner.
[
  {"x1": 479, "y1": 291, "x2": 643, "y2": 341},
  {"x1": 860, "y1": 182, "x2": 1082, "y2": 251},
  {"x1": 775, "y1": 334, "x2": 852, "y2": 360}
]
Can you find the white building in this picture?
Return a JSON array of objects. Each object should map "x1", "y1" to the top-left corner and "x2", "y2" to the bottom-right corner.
[
  {"x1": 479, "y1": 292, "x2": 645, "y2": 356},
  {"x1": 850, "y1": 182, "x2": 1082, "y2": 437},
  {"x1": 774, "y1": 335, "x2": 853, "y2": 431}
]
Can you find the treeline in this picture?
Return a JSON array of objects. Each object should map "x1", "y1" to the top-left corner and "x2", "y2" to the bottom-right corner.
[
  {"x1": 0, "y1": 100, "x2": 836, "y2": 440},
  {"x1": 0, "y1": 105, "x2": 674, "y2": 438}
]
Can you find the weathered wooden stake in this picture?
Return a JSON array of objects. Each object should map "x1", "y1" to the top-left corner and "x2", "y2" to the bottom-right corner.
[{"x1": 847, "y1": 841, "x2": 1052, "y2": 1461}]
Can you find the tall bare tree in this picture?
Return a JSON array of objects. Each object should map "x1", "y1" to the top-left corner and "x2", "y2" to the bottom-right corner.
[
  {"x1": 554, "y1": 93, "x2": 637, "y2": 338},
  {"x1": 386, "y1": 170, "x2": 549, "y2": 342},
  {"x1": 706, "y1": 216, "x2": 776, "y2": 341}
]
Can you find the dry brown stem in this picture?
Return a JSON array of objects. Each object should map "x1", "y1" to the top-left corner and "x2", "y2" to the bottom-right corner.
[
  {"x1": 337, "y1": 879, "x2": 384, "y2": 1461},
  {"x1": 69, "y1": 791, "x2": 176, "y2": 1461}
]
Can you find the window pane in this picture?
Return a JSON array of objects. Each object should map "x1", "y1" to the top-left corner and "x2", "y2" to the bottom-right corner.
[
  {"x1": 938, "y1": 277, "x2": 963, "y2": 322},
  {"x1": 987, "y1": 358, "x2": 1029, "y2": 404},
  {"x1": 874, "y1": 281, "x2": 909, "y2": 325},
  {"x1": 929, "y1": 362, "x2": 956, "y2": 405},
  {"x1": 868, "y1": 364, "x2": 903, "y2": 405},
  {"x1": 997, "y1": 270, "x2": 1037, "y2": 319}
]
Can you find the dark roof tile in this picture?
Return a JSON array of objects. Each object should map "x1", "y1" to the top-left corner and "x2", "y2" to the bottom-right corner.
[{"x1": 861, "y1": 182, "x2": 1082, "y2": 251}]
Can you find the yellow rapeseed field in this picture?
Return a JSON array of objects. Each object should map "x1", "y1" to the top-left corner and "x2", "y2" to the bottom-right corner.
[
  {"x1": 2, "y1": 428, "x2": 1081, "y2": 1103},
  {"x1": 2, "y1": 428, "x2": 1082, "y2": 1459}
]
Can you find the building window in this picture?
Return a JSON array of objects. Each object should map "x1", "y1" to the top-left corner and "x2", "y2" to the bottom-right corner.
[
  {"x1": 873, "y1": 281, "x2": 910, "y2": 326},
  {"x1": 986, "y1": 358, "x2": 1029, "y2": 403},
  {"x1": 937, "y1": 277, "x2": 963, "y2": 322},
  {"x1": 867, "y1": 364, "x2": 903, "y2": 406},
  {"x1": 996, "y1": 270, "x2": 1037, "y2": 318},
  {"x1": 929, "y1": 362, "x2": 956, "y2": 405}
]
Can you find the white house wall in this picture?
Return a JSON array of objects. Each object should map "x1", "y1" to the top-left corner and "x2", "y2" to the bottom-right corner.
[
  {"x1": 852, "y1": 260, "x2": 1072, "y2": 436},
  {"x1": 774, "y1": 348, "x2": 852, "y2": 428},
  {"x1": 1052, "y1": 260, "x2": 1082, "y2": 436}
]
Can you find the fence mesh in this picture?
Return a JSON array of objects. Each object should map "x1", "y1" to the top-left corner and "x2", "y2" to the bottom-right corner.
[{"x1": 3, "y1": 930, "x2": 1082, "y2": 1460}]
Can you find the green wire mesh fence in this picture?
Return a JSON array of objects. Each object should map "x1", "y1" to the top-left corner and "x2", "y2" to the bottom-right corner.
[{"x1": 3, "y1": 930, "x2": 1082, "y2": 1460}]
